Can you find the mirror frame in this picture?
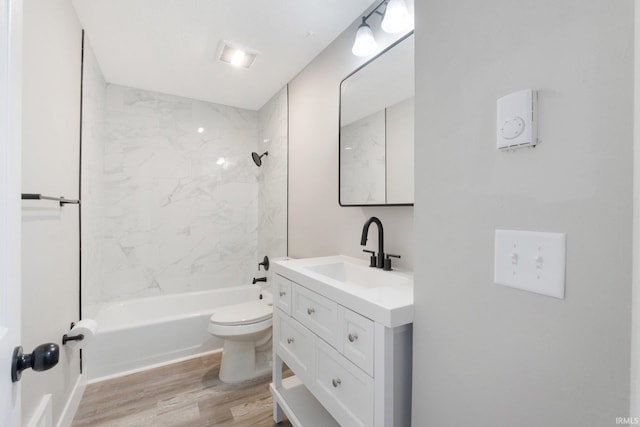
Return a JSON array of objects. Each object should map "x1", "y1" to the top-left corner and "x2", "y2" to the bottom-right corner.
[{"x1": 338, "y1": 31, "x2": 414, "y2": 207}]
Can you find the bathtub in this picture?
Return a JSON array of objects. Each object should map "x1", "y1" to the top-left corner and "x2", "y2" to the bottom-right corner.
[{"x1": 85, "y1": 285, "x2": 263, "y2": 382}]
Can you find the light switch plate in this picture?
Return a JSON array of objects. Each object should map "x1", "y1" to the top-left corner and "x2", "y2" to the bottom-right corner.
[{"x1": 494, "y1": 229, "x2": 566, "y2": 299}]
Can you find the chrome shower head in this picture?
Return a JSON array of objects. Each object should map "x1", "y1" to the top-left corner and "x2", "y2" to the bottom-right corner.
[{"x1": 251, "y1": 151, "x2": 268, "y2": 167}]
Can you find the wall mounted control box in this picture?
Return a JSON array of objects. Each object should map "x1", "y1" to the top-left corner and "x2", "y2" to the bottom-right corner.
[{"x1": 497, "y1": 89, "x2": 538, "y2": 150}]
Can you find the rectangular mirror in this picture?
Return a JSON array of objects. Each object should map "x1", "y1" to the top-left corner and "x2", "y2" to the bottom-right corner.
[{"x1": 339, "y1": 32, "x2": 414, "y2": 206}]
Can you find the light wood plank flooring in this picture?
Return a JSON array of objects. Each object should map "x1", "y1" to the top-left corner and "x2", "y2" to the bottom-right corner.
[{"x1": 72, "y1": 352, "x2": 292, "y2": 427}]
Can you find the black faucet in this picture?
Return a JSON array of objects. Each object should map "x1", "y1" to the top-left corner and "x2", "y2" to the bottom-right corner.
[
  {"x1": 252, "y1": 277, "x2": 267, "y2": 284},
  {"x1": 360, "y1": 216, "x2": 384, "y2": 268}
]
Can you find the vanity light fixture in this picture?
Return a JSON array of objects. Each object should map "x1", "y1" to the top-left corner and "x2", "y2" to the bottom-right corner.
[
  {"x1": 352, "y1": 20, "x2": 378, "y2": 57},
  {"x1": 380, "y1": 0, "x2": 413, "y2": 33},
  {"x1": 352, "y1": 0, "x2": 413, "y2": 57},
  {"x1": 218, "y1": 41, "x2": 257, "y2": 69}
]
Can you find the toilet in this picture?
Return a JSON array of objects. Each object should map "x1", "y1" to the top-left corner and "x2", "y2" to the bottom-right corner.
[{"x1": 208, "y1": 290, "x2": 273, "y2": 383}]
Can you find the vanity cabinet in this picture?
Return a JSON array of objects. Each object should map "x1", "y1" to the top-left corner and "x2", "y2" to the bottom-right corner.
[{"x1": 271, "y1": 270, "x2": 412, "y2": 427}]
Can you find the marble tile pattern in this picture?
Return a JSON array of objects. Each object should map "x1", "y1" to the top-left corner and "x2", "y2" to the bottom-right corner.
[
  {"x1": 256, "y1": 87, "x2": 288, "y2": 291},
  {"x1": 340, "y1": 109, "x2": 386, "y2": 204},
  {"x1": 84, "y1": 83, "x2": 263, "y2": 306}
]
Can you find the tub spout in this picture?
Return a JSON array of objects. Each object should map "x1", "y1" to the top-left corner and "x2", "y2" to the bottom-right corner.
[{"x1": 252, "y1": 277, "x2": 267, "y2": 284}]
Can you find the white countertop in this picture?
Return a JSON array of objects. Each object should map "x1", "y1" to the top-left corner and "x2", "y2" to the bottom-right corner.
[{"x1": 272, "y1": 255, "x2": 413, "y2": 328}]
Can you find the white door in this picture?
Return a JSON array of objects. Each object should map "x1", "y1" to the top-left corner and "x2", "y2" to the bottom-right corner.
[{"x1": 0, "y1": 0, "x2": 22, "y2": 425}]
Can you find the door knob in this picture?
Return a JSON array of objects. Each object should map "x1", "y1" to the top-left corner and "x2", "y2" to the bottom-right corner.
[{"x1": 11, "y1": 343, "x2": 59, "y2": 382}]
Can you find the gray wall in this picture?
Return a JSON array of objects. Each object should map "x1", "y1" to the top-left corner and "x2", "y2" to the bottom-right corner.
[
  {"x1": 288, "y1": 1, "x2": 414, "y2": 269},
  {"x1": 632, "y1": 0, "x2": 640, "y2": 417},
  {"x1": 413, "y1": 1, "x2": 633, "y2": 425}
]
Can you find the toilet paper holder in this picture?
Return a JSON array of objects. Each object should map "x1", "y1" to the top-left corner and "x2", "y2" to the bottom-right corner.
[{"x1": 62, "y1": 322, "x2": 84, "y2": 345}]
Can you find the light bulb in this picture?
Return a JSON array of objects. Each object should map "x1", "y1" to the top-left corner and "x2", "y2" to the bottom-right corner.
[
  {"x1": 352, "y1": 22, "x2": 377, "y2": 57},
  {"x1": 381, "y1": 0, "x2": 413, "y2": 34},
  {"x1": 230, "y1": 49, "x2": 247, "y2": 67}
]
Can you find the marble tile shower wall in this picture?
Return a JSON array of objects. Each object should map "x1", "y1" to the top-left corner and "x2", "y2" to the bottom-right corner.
[{"x1": 84, "y1": 82, "x2": 270, "y2": 310}]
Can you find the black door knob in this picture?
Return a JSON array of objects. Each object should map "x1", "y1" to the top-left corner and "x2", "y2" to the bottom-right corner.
[{"x1": 11, "y1": 343, "x2": 59, "y2": 382}]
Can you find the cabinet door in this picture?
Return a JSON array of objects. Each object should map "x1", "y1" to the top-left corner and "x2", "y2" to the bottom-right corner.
[
  {"x1": 275, "y1": 310, "x2": 314, "y2": 382},
  {"x1": 273, "y1": 274, "x2": 293, "y2": 316},
  {"x1": 293, "y1": 284, "x2": 339, "y2": 348},
  {"x1": 313, "y1": 339, "x2": 374, "y2": 427}
]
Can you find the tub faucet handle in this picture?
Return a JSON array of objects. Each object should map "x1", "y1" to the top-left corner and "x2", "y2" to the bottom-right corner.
[{"x1": 258, "y1": 256, "x2": 269, "y2": 271}]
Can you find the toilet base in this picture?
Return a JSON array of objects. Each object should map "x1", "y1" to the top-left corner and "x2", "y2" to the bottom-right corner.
[{"x1": 218, "y1": 339, "x2": 272, "y2": 383}]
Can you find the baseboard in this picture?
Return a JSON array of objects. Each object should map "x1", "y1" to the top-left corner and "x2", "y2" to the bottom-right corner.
[{"x1": 56, "y1": 373, "x2": 87, "y2": 427}]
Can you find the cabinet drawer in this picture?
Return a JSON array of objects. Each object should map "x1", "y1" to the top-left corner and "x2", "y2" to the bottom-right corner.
[
  {"x1": 275, "y1": 310, "x2": 314, "y2": 382},
  {"x1": 313, "y1": 339, "x2": 374, "y2": 427},
  {"x1": 293, "y1": 284, "x2": 339, "y2": 348},
  {"x1": 339, "y1": 306, "x2": 374, "y2": 376},
  {"x1": 273, "y1": 274, "x2": 293, "y2": 316}
]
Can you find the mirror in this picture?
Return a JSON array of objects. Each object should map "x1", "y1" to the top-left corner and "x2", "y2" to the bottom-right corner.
[{"x1": 339, "y1": 32, "x2": 414, "y2": 206}]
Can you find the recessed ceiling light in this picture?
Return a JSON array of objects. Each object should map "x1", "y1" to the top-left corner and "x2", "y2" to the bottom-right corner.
[
  {"x1": 197, "y1": 127, "x2": 204, "y2": 133},
  {"x1": 218, "y1": 41, "x2": 257, "y2": 69}
]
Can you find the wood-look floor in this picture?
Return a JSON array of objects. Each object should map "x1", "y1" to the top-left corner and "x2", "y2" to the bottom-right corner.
[{"x1": 72, "y1": 352, "x2": 292, "y2": 427}]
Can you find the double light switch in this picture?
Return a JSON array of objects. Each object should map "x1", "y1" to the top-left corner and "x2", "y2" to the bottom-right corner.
[{"x1": 494, "y1": 229, "x2": 566, "y2": 299}]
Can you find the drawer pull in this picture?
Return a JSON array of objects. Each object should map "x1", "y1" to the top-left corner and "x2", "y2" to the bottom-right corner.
[
  {"x1": 348, "y1": 332, "x2": 358, "y2": 342},
  {"x1": 279, "y1": 291, "x2": 286, "y2": 297},
  {"x1": 307, "y1": 307, "x2": 315, "y2": 315},
  {"x1": 286, "y1": 337, "x2": 294, "y2": 344},
  {"x1": 331, "y1": 378, "x2": 341, "y2": 388}
]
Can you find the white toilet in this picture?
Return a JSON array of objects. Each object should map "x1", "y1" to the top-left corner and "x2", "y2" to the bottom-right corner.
[{"x1": 208, "y1": 290, "x2": 273, "y2": 383}]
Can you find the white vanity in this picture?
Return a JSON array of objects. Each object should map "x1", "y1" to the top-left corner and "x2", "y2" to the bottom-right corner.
[{"x1": 270, "y1": 255, "x2": 413, "y2": 427}]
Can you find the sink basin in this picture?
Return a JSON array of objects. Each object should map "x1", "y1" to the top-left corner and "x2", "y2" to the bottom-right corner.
[{"x1": 304, "y1": 261, "x2": 411, "y2": 289}]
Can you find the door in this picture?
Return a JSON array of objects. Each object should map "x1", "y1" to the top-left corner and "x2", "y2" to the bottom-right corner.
[{"x1": 0, "y1": 0, "x2": 22, "y2": 424}]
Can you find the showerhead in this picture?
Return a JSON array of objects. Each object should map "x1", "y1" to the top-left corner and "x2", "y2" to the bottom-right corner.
[{"x1": 251, "y1": 151, "x2": 268, "y2": 167}]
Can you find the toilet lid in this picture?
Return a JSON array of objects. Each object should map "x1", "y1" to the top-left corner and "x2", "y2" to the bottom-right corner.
[{"x1": 209, "y1": 300, "x2": 272, "y2": 326}]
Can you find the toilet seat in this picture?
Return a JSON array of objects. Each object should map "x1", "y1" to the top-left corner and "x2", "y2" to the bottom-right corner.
[
  {"x1": 208, "y1": 317, "x2": 272, "y2": 337},
  {"x1": 208, "y1": 299, "x2": 273, "y2": 337},
  {"x1": 209, "y1": 300, "x2": 272, "y2": 326}
]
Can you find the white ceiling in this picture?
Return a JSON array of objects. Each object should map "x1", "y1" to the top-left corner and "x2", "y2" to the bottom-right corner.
[{"x1": 71, "y1": 0, "x2": 376, "y2": 111}]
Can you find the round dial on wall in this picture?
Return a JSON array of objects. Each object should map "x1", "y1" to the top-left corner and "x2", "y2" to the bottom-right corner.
[{"x1": 500, "y1": 116, "x2": 526, "y2": 140}]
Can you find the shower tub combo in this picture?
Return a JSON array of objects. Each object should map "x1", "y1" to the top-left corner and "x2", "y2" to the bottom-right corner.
[{"x1": 85, "y1": 285, "x2": 263, "y2": 382}]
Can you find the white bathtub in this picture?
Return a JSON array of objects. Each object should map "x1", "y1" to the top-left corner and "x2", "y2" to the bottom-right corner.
[{"x1": 85, "y1": 285, "x2": 263, "y2": 382}]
